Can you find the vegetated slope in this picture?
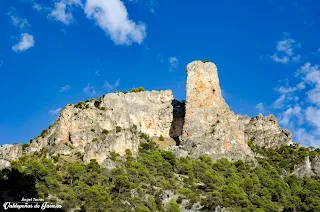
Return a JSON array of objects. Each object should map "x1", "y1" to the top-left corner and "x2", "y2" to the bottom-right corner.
[{"x1": 1, "y1": 134, "x2": 320, "y2": 212}]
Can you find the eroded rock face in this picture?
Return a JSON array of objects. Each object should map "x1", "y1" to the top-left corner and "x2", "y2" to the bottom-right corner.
[
  {"x1": 292, "y1": 156, "x2": 316, "y2": 178},
  {"x1": 26, "y1": 90, "x2": 174, "y2": 164},
  {"x1": 312, "y1": 156, "x2": 320, "y2": 176},
  {"x1": 180, "y1": 61, "x2": 253, "y2": 160},
  {"x1": 242, "y1": 114, "x2": 293, "y2": 148},
  {"x1": 0, "y1": 144, "x2": 22, "y2": 161},
  {"x1": 0, "y1": 144, "x2": 23, "y2": 169}
]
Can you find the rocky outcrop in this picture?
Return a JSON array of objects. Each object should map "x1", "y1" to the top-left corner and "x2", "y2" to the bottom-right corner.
[
  {"x1": 25, "y1": 90, "x2": 174, "y2": 164},
  {"x1": 241, "y1": 114, "x2": 293, "y2": 148},
  {"x1": 1, "y1": 60, "x2": 297, "y2": 167},
  {"x1": 292, "y1": 156, "x2": 316, "y2": 178},
  {"x1": 291, "y1": 156, "x2": 320, "y2": 177},
  {"x1": 0, "y1": 144, "x2": 22, "y2": 169},
  {"x1": 180, "y1": 61, "x2": 253, "y2": 160},
  {"x1": 312, "y1": 156, "x2": 320, "y2": 176}
]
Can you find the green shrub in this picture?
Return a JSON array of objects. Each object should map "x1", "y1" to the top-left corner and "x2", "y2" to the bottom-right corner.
[
  {"x1": 41, "y1": 130, "x2": 47, "y2": 138},
  {"x1": 100, "y1": 106, "x2": 106, "y2": 111},
  {"x1": 92, "y1": 138, "x2": 98, "y2": 142},
  {"x1": 166, "y1": 199, "x2": 180, "y2": 212},
  {"x1": 159, "y1": 135, "x2": 165, "y2": 141},
  {"x1": 116, "y1": 126, "x2": 122, "y2": 133},
  {"x1": 22, "y1": 143, "x2": 30, "y2": 150},
  {"x1": 102, "y1": 129, "x2": 109, "y2": 134},
  {"x1": 74, "y1": 101, "x2": 86, "y2": 108},
  {"x1": 130, "y1": 87, "x2": 145, "y2": 93},
  {"x1": 201, "y1": 60, "x2": 211, "y2": 63}
]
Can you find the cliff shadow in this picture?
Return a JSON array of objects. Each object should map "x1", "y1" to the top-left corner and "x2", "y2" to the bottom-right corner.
[{"x1": 169, "y1": 100, "x2": 185, "y2": 146}]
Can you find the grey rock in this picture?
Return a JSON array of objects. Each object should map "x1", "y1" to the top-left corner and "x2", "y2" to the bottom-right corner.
[
  {"x1": 242, "y1": 113, "x2": 293, "y2": 148},
  {"x1": 180, "y1": 61, "x2": 254, "y2": 160},
  {"x1": 167, "y1": 146, "x2": 189, "y2": 158},
  {"x1": 0, "y1": 144, "x2": 22, "y2": 169},
  {"x1": 159, "y1": 190, "x2": 178, "y2": 210},
  {"x1": 0, "y1": 159, "x2": 11, "y2": 170},
  {"x1": 26, "y1": 90, "x2": 174, "y2": 164},
  {"x1": 0, "y1": 144, "x2": 22, "y2": 161},
  {"x1": 0, "y1": 60, "x2": 297, "y2": 167},
  {"x1": 312, "y1": 156, "x2": 320, "y2": 176},
  {"x1": 292, "y1": 156, "x2": 315, "y2": 178}
]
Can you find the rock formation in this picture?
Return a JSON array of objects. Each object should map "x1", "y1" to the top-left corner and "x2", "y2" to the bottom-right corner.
[
  {"x1": 0, "y1": 60, "x2": 298, "y2": 168},
  {"x1": 241, "y1": 114, "x2": 293, "y2": 148},
  {"x1": 180, "y1": 61, "x2": 253, "y2": 160},
  {"x1": 25, "y1": 90, "x2": 174, "y2": 164},
  {"x1": 291, "y1": 156, "x2": 320, "y2": 178}
]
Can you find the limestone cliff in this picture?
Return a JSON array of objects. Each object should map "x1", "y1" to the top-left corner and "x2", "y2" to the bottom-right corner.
[
  {"x1": 0, "y1": 60, "x2": 298, "y2": 168},
  {"x1": 241, "y1": 114, "x2": 292, "y2": 148},
  {"x1": 25, "y1": 90, "x2": 174, "y2": 164},
  {"x1": 180, "y1": 61, "x2": 253, "y2": 160}
]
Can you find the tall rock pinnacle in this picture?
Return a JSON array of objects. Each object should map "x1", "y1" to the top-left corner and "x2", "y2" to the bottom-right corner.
[{"x1": 181, "y1": 61, "x2": 253, "y2": 160}]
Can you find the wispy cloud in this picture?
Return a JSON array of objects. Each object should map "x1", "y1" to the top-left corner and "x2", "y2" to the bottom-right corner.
[
  {"x1": 157, "y1": 54, "x2": 164, "y2": 63},
  {"x1": 271, "y1": 62, "x2": 320, "y2": 147},
  {"x1": 0, "y1": 60, "x2": 3, "y2": 68},
  {"x1": 168, "y1": 57, "x2": 178, "y2": 71},
  {"x1": 48, "y1": 1, "x2": 75, "y2": 25},
  {"x1": 103, "y1": 79, "x2": 120, "y2": 92},
  {"x1": 8, "y1": 9, "x2": 29, "y2": 30},
  {"x1": 270, "y1": 34, "x2": 301, "y2": 64},
  {"x1": 84, "y1": 0, "x2": 146, "y2": 45},
  {"x1": 83, "y1": 83, "x2": 97, "y2": 97},
  {"x1": 48, "y1": 108, "x2": 62, "y2": 115},
  {"x1": 313, "y1": 48, "x2": 320, "y2": 57},
  {"x1": 60, "y1": 84, "x2": 71, "y2": 93},
  {"x1": 128, "y1": 0, "x2": 158, "y2": 14},
  {"x1": 255, "y1": 102, "x2": 265, "y2": 114},
  {"x1": 12, "y1": 33, "x2": 35, "y2": 52}
]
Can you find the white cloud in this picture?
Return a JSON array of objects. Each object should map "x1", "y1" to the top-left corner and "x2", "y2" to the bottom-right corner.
[
  {"x1": 271, "y1": 62, "x2": 320, "y2": 147},
  {"x1": 270, "y1": 35, "x2": 301, "y2": 64},
  {"x1": 157, "y1": 54, "x2": 164, "y2": 63},
  {"x1": 168, "y1": 57, "x2": 178, "y2": 71},
  {"x1": 313, "y1": 48, "x2": 320, "y2": 57},
  {"x1": 295, "y1": 128, "x2": 319, "y2": 147},
  {"x1": 12, "y1": 33, "x2": 35, "y2": 52},
  {"x1": 48, "y1": 1, "x2": 75, "y2": 25},
  {"x1": 279, "y1": 105, "x2": 302, "y2": 127},
  {"x1": 306, "y1": 107, "x2": 320, "y2": 133},
  {"x1": 297, "y1": 63, "x2": 320, "y2": 106},
  {"x1": 84, "y1": 0, "x2": 146, "y2": 45},
  {"x1": 8, "y1": 9, "x2": 29, "y2": 30},
  {"x1": 272, "y1": 94, "x2": 286, "y2": 109},
  {"x1": 103, "y1": 79, "x2": 120, "y2": 91},
  {"x1": 83, "y1": 83, "x2": 97, "y2": 96},
  {"x1": 60, "y1": 84, "x2": 71, "y2": 92},
  {"x1": 276, "y1": 38, "x2": 296, "y2": 56},
  {"x1": 48, "y1": 108, "x2": 62, "y2": 115},
  {"x1": 270, "y1": 54, "x2": 290, "y2": 64},
  {"x1": 256, "y1": 103, "x2": 265, "y2": 113},
  {"x1": 32, "y1": 3, "x2": 42, "y2": 11}
]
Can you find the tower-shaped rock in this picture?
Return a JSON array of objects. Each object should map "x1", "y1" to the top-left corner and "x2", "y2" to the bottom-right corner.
[{"x1": 181, "y1": 61, "x2": 253, "y2": 160}]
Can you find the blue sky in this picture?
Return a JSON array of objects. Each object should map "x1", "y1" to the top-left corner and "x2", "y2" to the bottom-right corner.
[{"x1": 0, "y1": 0, "x2": 320, "y2": 147}]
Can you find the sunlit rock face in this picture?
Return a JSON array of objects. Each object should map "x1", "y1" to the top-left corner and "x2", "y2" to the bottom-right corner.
[
  {"x1": 26, "y1": 90, "x2": 174, "y2": 163},
  {"x1": 241, "y1": 114, "x2": 293, "y2": 148},
  {"x1": 180, "y1": 61, "x2": 253, "y2": 160},
  {"x1": 0, "y1": 60, "x2": 297, "y2": 167}
]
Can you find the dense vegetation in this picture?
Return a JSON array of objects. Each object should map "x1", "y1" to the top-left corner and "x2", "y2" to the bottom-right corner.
[{"x1": 1, "y1": 136, "x2": 320, "y2": 211}]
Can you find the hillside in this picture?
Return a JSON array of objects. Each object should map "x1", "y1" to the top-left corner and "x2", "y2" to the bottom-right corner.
[{"x1": 1, "y1": 60, "x2": 320, "y2": 211}]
